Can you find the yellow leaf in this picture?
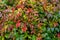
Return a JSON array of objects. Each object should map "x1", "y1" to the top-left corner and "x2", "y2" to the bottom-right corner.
[{"x1": 2, "y1": 37, "x2": 4, "y2": 40}]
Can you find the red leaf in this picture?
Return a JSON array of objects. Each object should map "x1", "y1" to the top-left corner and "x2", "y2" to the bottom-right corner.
[
  {"x1": 57, "y1": 33, "x2": 60, "y2": 38},
  {"x1": 22, "y1": 26, "x2": 27, "y2": 32},
  {"x1": 16, "y1": 5, "x2": 24, "y2": 9},
  {"x1": 12, "y1": 7, "x2": 15, "y2": 13},
  {"x1": 16, "y1": 22, "x2": 21, "y2": 28},
  {"x1": 17, "y1": 12, "x2": 22, "y2": 17},
  {"x1": 36, "y1": 37, "x2": 42, "y2": 40},
  {"x1": 30, "y1": 24, "x2": 34, "y2": 29},
  {"x1": 26, "y1": 8, "x2": 33, "y2": 13},
  {"x1": 38, "y1": 23, "x2": 43, "y2": 28},
  {"x1": 8, "y1": 25, "x2": 14, "y2": 31},
  {"x1": 31, "y1": 30, "x2": 35, "y2": 34},
  {"x1": 17, "y1": 20, "x2": 21, "y2": 23},
  {"x1": 53, "y1": 22, "x2": 58, "y2": 27}
]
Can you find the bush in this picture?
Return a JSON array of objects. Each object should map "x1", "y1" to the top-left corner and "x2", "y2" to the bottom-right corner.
[{"x1": 0, "y1": 0, "x2": 60, "y2": 40}]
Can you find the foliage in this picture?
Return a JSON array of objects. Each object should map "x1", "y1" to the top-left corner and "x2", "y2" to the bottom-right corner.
[{"x1": 0, "y1": 0, "x2": 60, "y2": 40}]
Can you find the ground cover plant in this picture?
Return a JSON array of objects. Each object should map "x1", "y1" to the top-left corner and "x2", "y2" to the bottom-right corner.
[{"x1": 0, "y1": 0, "x2": 60, "y2": 40}]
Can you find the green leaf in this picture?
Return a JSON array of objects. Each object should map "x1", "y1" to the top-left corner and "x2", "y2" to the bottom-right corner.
[
  {"x1": 29, "y1": 0, "x2": 36, "y2": 5},
  {"x1": 42, "y1": 33, "x2": 48, "y2": 38},
  {"x1": 50, "y1": 28, "x2": 55, "y2": 32},
  {"x1": 2, "y1": 37, "x2": 4, "y2": 40},
  {"x1": 16, "y1": 37, "x2": 20, "y2": 40},
  {"x1": 28, "y1": 35, "x2": 31, "y2": 39},
  {"x1": 41, "y1": 26, "x2": 46, "y2": 32},
  {"x1": 5, "y1": 34, "x2": 9, "y2": 38},
  {"x1": 19, "y1": 35, "x2": 24, "y2": 40},
  {"x1": 32, "y1": 35, "x2": 36, "y2": 40},
  {"x1": 0, "y1": 36, "x2": 2, "y2": 40},
  {"x1": 55, "y1": 28, "x2": 59, "y2": 32},
  {"x1": 44, "y1": 37, "x2": 51, "y2": 40},
  {"x1": 8, "y1": 21, "x2": 14, "y2": 25},
  {"x1": 47, "y1": 27, "x2": 51, "y2": 33},
  {"x1": 14, "y1": 32, "x2": 19, "y2": 38},
  {"x1": 2, "y1": 0, "x2": 15, "y2": 6}
]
